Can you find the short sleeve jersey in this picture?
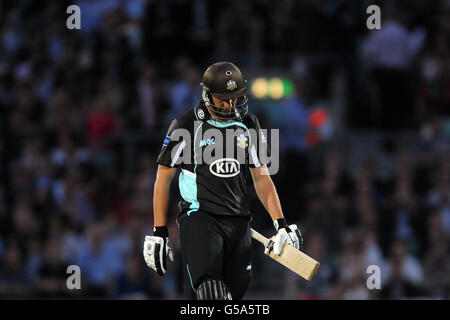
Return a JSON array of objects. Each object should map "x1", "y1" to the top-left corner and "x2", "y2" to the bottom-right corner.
[{"x1": 157, "y1": 101, "x2": 270, "y2": 218}]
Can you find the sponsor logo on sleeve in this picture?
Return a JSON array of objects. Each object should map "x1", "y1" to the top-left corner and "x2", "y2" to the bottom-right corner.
[{"x1": 163, "y1": 136, "x2": 171, "y2": 147}]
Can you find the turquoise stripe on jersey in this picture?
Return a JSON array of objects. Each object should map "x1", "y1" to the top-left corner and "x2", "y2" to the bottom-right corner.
[
  {"x1": 179, "y1": 169, "x2": 199, "y2": 216},
  {"x1": 186, "y1": 264, "x2": 196, "y2": 292},
  {"x1": 207, "y1": 119, "x2": 248, "y2": 131},
  {"x1": 193, "y1": 122, "x2": 204, "y2": 173},
  {"x1": 178, "y1": 122, "x2": 203, "y2": 216}
]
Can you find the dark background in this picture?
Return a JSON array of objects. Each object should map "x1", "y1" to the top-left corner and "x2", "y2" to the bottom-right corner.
[{"x1": 0, "y1": 0, "x2": 449, "y2": 299}]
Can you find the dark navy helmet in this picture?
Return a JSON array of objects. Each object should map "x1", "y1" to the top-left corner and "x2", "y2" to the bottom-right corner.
[{"x1": 201, "y1": 62, "x2": 249, "y2": 121}]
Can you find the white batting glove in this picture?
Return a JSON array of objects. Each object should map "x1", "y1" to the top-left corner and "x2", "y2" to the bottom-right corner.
[
  {"x1": 270, "y1": 219, "x2": 303, "y2": 255},
  {"x1": 143, "y1": 226, "x2": 174, "y2": 276}
]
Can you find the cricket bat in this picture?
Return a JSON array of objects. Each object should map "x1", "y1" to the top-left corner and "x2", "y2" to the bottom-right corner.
[{"x1": 251, "y1": 228, "x2": 320, "y2": 281}]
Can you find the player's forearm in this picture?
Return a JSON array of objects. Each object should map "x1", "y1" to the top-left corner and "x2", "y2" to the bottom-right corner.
[
  {"x1": 153, "y1": 177, "x2": 171, "y2": 227},
  {"x1": 254, "y1": 175, "x2": 284, "y2": 221}
]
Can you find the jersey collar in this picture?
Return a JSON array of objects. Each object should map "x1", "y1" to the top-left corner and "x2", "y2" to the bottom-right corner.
[{"x1": 194, "y1": 101, "x2": 246, "y2": 126}]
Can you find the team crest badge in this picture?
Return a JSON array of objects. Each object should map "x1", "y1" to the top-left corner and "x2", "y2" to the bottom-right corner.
[
  {"x1": 226, "y1": 80, "x2": 237, "y2": 91},
  {"x1": 237, "y1": 134, "x2": 248, "y2": 148}
]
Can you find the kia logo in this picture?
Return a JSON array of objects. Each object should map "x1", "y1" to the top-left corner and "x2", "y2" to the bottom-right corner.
[{"x1": 209, "y1": 158, "x2": 240, "y2": 178}]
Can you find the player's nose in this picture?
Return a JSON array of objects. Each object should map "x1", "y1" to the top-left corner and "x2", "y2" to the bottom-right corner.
[{"x1": 225, "y1": 99, "x2": 236, "y2": 108}]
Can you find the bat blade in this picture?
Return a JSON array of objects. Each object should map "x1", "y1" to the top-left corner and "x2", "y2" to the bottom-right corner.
[
  {"x1": 251, "y1": 228, "x2": 320, "y2": 281},
  {"x1": 266, "y1": 239, "x2": 320, "y2": 280}
]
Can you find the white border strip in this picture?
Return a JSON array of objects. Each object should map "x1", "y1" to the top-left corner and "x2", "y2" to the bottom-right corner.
[
  {"x1": 171, "y1": 140, "x2": 186, "y2": 167},
  {"x1": 250, "y1": 145, "x2": 261, "y2": 167}
]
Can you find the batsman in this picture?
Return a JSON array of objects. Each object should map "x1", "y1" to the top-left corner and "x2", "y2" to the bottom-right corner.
[{"x1": 143, "y1": 62, "x2": 303, "y2": 300}]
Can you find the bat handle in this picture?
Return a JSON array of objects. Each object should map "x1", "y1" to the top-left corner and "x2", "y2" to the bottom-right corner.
[{"x1": 250, "y1": 228, "x2": 269, "y2": 246}]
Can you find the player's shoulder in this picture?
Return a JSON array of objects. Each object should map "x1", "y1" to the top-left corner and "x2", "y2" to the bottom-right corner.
[
  {"x1": 243, "y1": 112, "x2": 260, "y2": 128},
  {"x1": 167, "y1": 106, "x2": 197, "y2": 131},
  {"x1": 177, "y1": 105, "x2": 198, "y2": 124},
  {"x1": 245, "y1": 112, "x2": 258, "y2": 122}
]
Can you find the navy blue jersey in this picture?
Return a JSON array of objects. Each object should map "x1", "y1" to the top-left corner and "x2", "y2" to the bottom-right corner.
[{"x1": 157, "y1": 101, "x2": 269, "y2": 217}]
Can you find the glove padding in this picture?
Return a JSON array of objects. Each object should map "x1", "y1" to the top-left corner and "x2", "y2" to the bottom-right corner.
[
  {"x1": 143, "y1": 227, "x2": 174, "y2": 276},
  {"x1": 270, "y1": 219, "x2": 303, "y2": 255}
]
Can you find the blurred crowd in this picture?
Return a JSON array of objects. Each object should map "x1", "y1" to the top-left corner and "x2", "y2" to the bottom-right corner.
[{"x1": 0, "y1": 0, "x2": 449, "y2": 299}]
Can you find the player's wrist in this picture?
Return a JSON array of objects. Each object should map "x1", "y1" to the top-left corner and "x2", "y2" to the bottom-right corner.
[
  {"x1": 154, "y1": 226, "x2": 169, "y2": 238},
  {"x1": 273, "y1": 218, "x2": 287, "y2": 231}
]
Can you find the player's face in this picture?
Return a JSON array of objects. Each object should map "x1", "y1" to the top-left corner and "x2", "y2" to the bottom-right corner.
[{"x1": 210, "y1": 95, "x2": 237, "y2": 120}]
